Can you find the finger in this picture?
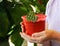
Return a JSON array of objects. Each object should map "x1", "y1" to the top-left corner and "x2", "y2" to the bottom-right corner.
[
  {"x1": 32, "y1": 32, "x2": 41, "y2": 37},
  {"x1": 38, "y1": 35, "x2": 47, "y2": 43},
  {"x1": 30, "y1": 35, "x2": 47, "y2": 43},
  {"x1": 21, "y1": 25, "x2": 25, "y2": 32},
  {"x1": 20, "y1": 32, "x2": 31, "y2": 41},
  {"x1": 20, "y1": 22, "x2": 24, "y2": 25},
  {"x1": 20, "y1": 22, "x2": 26, "y2": 32},
  {"x1": 32, "y1": 31, "x2": 45, "y2": 37},
  {"x1": 20, "y1": 22, "x2": 24, "y2": 32}
]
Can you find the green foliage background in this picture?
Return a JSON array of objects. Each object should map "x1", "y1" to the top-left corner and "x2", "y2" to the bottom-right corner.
[{"x1": 0, "y1": 0, "x2": 48, "y2": 46}]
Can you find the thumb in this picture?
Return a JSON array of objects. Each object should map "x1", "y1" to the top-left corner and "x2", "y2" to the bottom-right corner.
[{"x1": 32, "y1": 31, "x2": 45, "y2": 37}]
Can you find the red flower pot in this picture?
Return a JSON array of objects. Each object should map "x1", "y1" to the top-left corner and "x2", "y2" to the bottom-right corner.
[{"x1": 21, "y1": 14, "x2": 46, "y2": 36}]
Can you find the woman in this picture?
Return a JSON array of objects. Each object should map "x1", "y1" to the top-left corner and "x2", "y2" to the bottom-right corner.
[{"x1": 20, "y1": 0, "x2": 60, "y2": 46}]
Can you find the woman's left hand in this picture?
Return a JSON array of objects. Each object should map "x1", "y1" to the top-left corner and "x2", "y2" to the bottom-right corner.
[{"x1": 20, "y1": 29, "x2": 54, "y2": 44}]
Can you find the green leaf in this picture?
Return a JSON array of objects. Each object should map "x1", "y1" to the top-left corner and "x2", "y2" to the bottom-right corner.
[
  {"x1": 20, "y1": 0, "x2": 31, "y2": 4},
  {"x1": 0, "y1": 11, "x2": 10, "y2": 37},
  {"x1": 10, "y1": 5, "x2": 27, "y2": 25},
  {"x1": 27, "y1": 11, "x2": 38, "y2": 22},
  {"x1": 0, "y1": 39, "x2": 9, "y2": 46},
  {"x1": 11, "y1": 25, "x2": 24, "y2": 46}
]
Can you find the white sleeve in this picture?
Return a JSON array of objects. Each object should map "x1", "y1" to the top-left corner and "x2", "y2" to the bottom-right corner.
[{"x1": 45, "y1": 1, "x2": 50, "y2": 24}]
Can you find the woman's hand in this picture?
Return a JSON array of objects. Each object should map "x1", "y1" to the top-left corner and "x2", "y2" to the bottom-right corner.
[{"x1": 20, "y1": 29, "x2": 55, "y2": 44}]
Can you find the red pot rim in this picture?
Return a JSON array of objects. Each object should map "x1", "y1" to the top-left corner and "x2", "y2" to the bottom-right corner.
[{"x1": 21, "y1": 14, "x2": 46, "y2": 22}]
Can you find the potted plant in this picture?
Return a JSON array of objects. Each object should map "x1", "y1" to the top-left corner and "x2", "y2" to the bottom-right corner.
[{"x1": 21, "y1": 10, "x2": 46, "y2": 36}]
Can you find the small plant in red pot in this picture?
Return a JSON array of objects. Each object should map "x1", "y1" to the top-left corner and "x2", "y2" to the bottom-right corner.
[{"x1": 21, "y1": 11, "x2": 46, "y2": 36}]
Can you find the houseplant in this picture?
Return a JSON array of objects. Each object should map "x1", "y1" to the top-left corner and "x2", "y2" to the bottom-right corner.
[
  {"x1": 21, "y1": 6, "x2": 46, "y2": 46},
  {"x1": 20, "y1": 0, "x2": 47, "y2": 46},
  {"x1": 21, "y1": 10, "x2": 46, "y2": 36}
]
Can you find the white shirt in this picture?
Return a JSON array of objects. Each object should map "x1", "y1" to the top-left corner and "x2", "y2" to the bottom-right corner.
[{"x1": 45, "y1": 0, "x2": 60, "y2": 46}]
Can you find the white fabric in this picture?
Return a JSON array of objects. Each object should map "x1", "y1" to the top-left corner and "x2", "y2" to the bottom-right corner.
[{"x1": 45, "y1": 0, "x2": 60, "y2": 46}]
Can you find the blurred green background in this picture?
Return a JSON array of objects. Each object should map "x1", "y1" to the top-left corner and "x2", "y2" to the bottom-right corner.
[{"x1": 0, "y1": 0, "x2": 48, "y2": 46}]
